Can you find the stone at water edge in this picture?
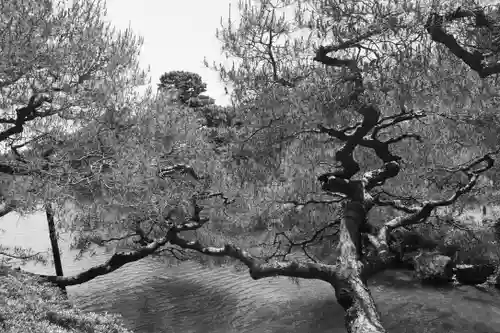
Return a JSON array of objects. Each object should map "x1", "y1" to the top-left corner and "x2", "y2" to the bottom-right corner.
[
  {"x1": 454, "y1": 264, "x2": 496, "y2": 286},
  {"x1": 494, "y1": 266, "x2": 500, "y2": 289},
  {"x1": 413, "y1": 251, "x2": 454, "y2": 285}
]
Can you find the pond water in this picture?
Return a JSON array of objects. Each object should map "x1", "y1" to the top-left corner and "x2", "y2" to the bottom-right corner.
[{"x1": 1, "y1": 211, "x2": 500, "y2": 333}]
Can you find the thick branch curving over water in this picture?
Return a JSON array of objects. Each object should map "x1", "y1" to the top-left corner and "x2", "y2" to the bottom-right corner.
[
  {"x1": 168, "y1": 232, "x2": 335, "y2": 281},
  {"x1": 23, "y1": 236, "x2": 170, "y2": 287}
]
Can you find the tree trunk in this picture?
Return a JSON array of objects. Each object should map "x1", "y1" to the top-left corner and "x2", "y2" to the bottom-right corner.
[
  {"x1": 333, "y1": 201, "x2": 387, "y2": 333},
  {"x1": 333, "y1": 276, "x2": 387, "y2": 333},
  {"x1": 45, "y1": 203, "x2": 66, "y2": 294}
]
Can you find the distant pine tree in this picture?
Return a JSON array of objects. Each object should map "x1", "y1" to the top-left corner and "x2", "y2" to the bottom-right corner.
[{"x1": 157, "y1": 71, "x2": 207, "y2": 105}]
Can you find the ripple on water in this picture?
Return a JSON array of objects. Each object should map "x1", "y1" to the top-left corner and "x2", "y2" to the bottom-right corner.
[
  {"x1": 45, "y1": 256, "x2": 500, "y2": 333},
  {"x1": 67, "y1": 257, "x2": 344, "y2": 333},
  {"x1": 7, "y1": 214, "x2": 500, "y2": 332}
]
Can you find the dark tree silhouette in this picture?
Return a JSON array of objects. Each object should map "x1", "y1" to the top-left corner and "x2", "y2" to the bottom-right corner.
[{"x1": 158, "y1": 70, "x2": 208, "y2": 105}]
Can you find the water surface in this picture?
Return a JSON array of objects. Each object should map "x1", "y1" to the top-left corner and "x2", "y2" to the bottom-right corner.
[{"x1": 1, "y1": 211, "x2": 500, "y2": 333}]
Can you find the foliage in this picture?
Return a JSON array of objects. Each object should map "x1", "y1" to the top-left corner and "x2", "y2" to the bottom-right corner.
[
  {"x1": 415, "y1": 213, "x2": 500, "y2": 265},
  {"x1": 209, "y1": 0, "x2": 498, "y2": 266},
  {"x1": 158, "y1": 70, "x2": 207, "y2": 105},
  {"x1": 5, "y1": 0, "x2": 500, "y2": 332},
  {"x1": 198, "y1": 104, "x2": 240, "y2": 128},
  {"x1": 0, "y1": 0, "x2": 148, "y2": 214},
  {"x1": 10, "y1": 0, "x2": 498, "y2": 274},
  {"x1": 37, "y1": 93, "x2": 240, "y2": 262},
  {"x1": 0, "y1": 263, "x2": 132, "y2": 333}
]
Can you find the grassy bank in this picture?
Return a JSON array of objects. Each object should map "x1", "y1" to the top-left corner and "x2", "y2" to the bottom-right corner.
[{"x1": 0, "y1": 263, "x2": 132, "y2": 333}]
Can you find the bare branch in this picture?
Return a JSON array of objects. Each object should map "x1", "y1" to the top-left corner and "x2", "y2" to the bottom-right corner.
[
  {"x1": 0, "y1": 162, "x2": 31, "y2": 175},
  {"x1": 317, "y1": 175, "x2": 356, "y2": 196},
  {"x1": 372, "y1": 109, "x2": 427, "y2": 138},
  {"x1": 95, "y1": 233, "x2": 139, "y2": 245},
  {"x1": 157, "y1": 163, "x2": 204, "y2": 181},
  {"x1": 317, "y1": 124, "x2": 349, "y2": 141},
  {"x1": 363, "y1": 161, "x2": 401, "y2": 191},
  {"x1": 277, "y1": 198, "x2": 344, "y2": 208},
  {"x1": 313, "y1": 46, "x2": 360, "y2": 71},
  {"x1": 242, "y1": 116, "x2": 285, "y2": 144},
  {"x1": 193, "y1": 191, "x2": 235, "y2": 205},
  {"x1": 435, "y1": 214, "x2": 480, "y2": 241},
  {"x1": 325, "y1": 26, "x2": 389, "y2": 53},
  {"x1": 313, "y1": 43, "x2": 364, "y2": 102},
  {"x1": 0, "y1": 251, "x2": 43, "y2": 260},
  {"x1": 154, "y1": 246, "x2": 190, "y2": 261},
  {"x1": 31, "y1": 236, "x2": 170, "y2": 287},
  {"x1": 168, "y1": 232, "x2": 334, "y2": 281},
  {"x1": 371, "y1": 153, "x2": 494, "y2": 258},
  {"x1": 373, "y1": 197, "x2": 421, "y2": 214},
  {"x1": 384, "y1": 133, "x2": 422, "y2": 145},
  {"x1": 0, "y1": 94, "x2": 53, "y2": 142},
  {"x1": 10, "y1": 133, "x2": 51, "y2": 150},
  {"x1": 271, "y1": 220, "x2": 341, "y2": 262}
]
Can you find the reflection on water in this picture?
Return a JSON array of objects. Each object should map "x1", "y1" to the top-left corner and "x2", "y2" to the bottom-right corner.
[{"x1": 2, "y1": 212, "x2": 500, "y2": 333}]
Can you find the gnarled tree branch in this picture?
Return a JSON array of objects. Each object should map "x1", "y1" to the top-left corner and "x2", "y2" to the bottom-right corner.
[{"x1": 425, "y1": 6, "x2": 500, "y2": 78}]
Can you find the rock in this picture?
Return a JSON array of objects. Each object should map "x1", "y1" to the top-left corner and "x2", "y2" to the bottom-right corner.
[
  {"x1": 492, "y1": 266, "x2": 500, "y2": 289},
  {"x1": 413, "y1": 251, "x2": 454, "y2": 285},
  {"x1": 454, "y1": 263, "x2": 496, "y2": 285},
  {"x1": 389, "y1": 229, "x2": 439, "y2": 257}
]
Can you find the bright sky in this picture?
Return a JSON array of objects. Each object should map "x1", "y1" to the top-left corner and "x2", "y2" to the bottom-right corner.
[{"x1": 104, "y1": 0, "x2": 238, "y2": 106}]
